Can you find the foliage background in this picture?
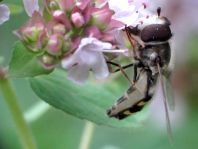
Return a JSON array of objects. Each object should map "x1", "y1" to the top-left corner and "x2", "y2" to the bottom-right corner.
[{"x1": 0, "y1": 0, "x2": 198, "y2": 149}]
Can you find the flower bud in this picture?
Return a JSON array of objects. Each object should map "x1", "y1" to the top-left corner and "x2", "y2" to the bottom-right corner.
[
  {"x1": 49, "y1": 0, "x2": 60, "y2": 11},
  {"x1": 59, "y1": 0, "x2": 75, "y2": 11},
  {"x1": 85, "y1": 26, "x2": 102, "y2": 38},
  {"x1": 20, "y1": 23, "x2": 47, "y2": 53},
  {"x1": 53, "y1": 10, "x2": 72, "y2": 29},
  {"x1": 71, "y1": 12, "x2": 85, "y2": 28},
  {"x1": 91, "y1": 4, "x2": 114, "y2": 30},
  {"x1": 47, "y1": 34, "x2": 63, "y2": 56},
  {"x1": 22, "y1": 23, "x2": 44, "y2": 43},
  {"x1": 52, "y1": 23, "x2": 66, "y2": 34},
  {"x1": 38, "y1": 54, "x2": 57, "y2": 70}
]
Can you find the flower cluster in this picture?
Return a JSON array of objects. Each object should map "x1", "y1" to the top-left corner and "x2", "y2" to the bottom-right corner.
[{"x1": 17, "y1": 0, "x2": 154, "y2": 84}]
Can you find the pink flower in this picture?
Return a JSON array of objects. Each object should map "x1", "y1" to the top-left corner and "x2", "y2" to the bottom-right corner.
[{"x1": 17, "y1": 0, "x2": 128, "y2": 82}]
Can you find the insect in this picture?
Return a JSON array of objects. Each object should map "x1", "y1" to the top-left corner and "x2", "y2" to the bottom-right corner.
[{"x1": 107, "y1": 7, "x2": 174, "y2": 136}]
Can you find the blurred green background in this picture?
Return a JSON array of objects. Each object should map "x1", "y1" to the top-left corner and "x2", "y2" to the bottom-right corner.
[{"x1": 0, "y1": 0, "x2": 198, "y2": 149}]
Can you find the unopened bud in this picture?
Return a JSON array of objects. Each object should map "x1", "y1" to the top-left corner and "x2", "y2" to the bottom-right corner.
[
  {"x1": 71, "y1": 12, "x2": 85, "y2": 28},
  {"x1": 53, "y1": 10, "x2": 71, "y2": 29},
  {"x1": 22, "y1": 23, "x2": 44, "y2": 42},
  {"x1": 91, "y1": 4, "x2": 113, "y2": 30},
  {"x1": 53, "y1": 23, "x2": 66, "y2": 34},
  {"x1": 49, "y1": 1, "x2": 60, "y2": 11},
  {"x1": 38, "y1": 54, "x2": 57, "y2": 70},
  {"x1": 47, "y1": 34, "x2": 63, "y2": 56}
]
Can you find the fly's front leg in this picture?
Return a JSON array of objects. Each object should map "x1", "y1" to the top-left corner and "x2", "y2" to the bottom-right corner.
[
  {"x1": 113, "y1": 63, "x2": 134, "y2": 72},
  {"x1": 107, "y1": 61, "x2": 134, "y2": 86}
]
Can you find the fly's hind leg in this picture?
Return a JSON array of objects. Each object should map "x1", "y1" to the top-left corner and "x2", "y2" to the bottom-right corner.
[
  {"x1": 133, "y1": 59, "x2": 143, "y2": 84},
  {"x1": 144, "y1": 69, "x2": 153, "y2": 101}
]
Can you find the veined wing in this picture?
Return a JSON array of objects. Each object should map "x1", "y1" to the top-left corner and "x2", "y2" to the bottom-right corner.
[
  {"x1": 157, "y1": 63, "x2": 173, "y2": 141},
  {"x1": 162, "y1": 74, "x2": 175, "y2": 111}
]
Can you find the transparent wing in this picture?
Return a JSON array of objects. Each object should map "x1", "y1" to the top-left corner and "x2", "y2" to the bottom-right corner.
[
  {"x1": 157, "y1": 63, "x2": 173, "y2": 141},
  {"x1": 162, "y1": 75, "x2": 175, "y2": 111}
]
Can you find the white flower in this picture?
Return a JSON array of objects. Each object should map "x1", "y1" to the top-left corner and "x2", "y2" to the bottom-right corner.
[
  {"x1": 61, "y1": 37, "x2": 112, "y2": 84},
  {"x1": 23, "y1": 0, "x2": 39, "y2": 17},
  {"x1": 108, "y1": 0, "x2": 149, "y2": 26},
  {"x1": 0, "y1": 4, "x2": 10, "y2": 25},
  {"x1": 107, "y1": 0, "x2": 159, "y2": 52}
]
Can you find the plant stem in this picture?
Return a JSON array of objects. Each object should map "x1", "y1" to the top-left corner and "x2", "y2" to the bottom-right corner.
[
  {"x1": 79, "y1": 121, "x2": 95, "y2": 149},
  {"x1": 0, "y1": 70, "x2": 37, "y2": 149}
]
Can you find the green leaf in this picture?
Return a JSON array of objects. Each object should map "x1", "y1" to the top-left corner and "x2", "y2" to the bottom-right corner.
[
  {"x1": 8, "y1": 4, "x2": 23, "y2": 15},
  {"x1": 9, "y1": 41, "x2": 52, "y2": 78},
  {"x1": 29, "y1": 69, "x2": 148, "y2": 128}
]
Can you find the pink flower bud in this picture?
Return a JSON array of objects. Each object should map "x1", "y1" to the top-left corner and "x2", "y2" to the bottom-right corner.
[
  {"x1": 76, "y1": 0, "x2": 91, "y2": 10},
  {"x1": 22, "y1": 23, "x2": 44, "y2": 42},
  {"x1": 47, "y1": 34, "x2": 63, "y2": 56},
  {"x1": 59, "y1": 0, "x2": 75, "y2": 11},
  {"x1": 52, "y1": 23, "x2": 66, "y2": 34},
  {"x1": 38, "y1": 54, "x2": 57, "y2": 70},
  {"x1": 14, "y1": 12, "x2": 47, "y2": 52},
  {"x1": 53, "y1": 10, "x2": 72, "y2": 29},
  {"x1": 71, "y1": 12, "x2": 85, "y2": 28},
  {"x1": 85, "y1": 26, "x2": 102, "y2": 38},
  {"x1": 91, "y1": 4, "x2": 114, "y2": 30}
]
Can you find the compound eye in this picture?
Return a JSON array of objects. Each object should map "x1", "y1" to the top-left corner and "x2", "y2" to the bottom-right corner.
[{"x1": 141, "y1": 24, "x2": 172, "y2": 42}]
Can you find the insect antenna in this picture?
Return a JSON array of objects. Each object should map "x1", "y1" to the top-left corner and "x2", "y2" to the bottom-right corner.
[
  {"x1": 157, "y1": 60, "x2": 173, "y2": 142},
  {"x1": 157, "y1": 7, "x2": 161, "y2": 17}
]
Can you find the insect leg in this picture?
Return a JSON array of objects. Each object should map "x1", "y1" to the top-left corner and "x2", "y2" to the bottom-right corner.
[
  {"x1": 113, "y1": 63, "x2": 134, "y2": 72},
  {"x1": 124, "y1": 25, "x2": 139, "y2": 59},
  {"x1": 107, "y1": 61, "x2": 134, "y2": 86},
  {"x1": 111, "y1": 60, "x2": 143, "y2": 85},
  {"x1": 145, "y1": 69, "x2": 152, "y2": 98},
  {"x1": 133, "y1": 63, "x2": 138, "y2": 83}
]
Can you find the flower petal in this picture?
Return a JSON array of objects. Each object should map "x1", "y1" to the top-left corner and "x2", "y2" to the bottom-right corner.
[
  {"x1": 67, "y1": 64, "x2": 89, "y2": 84},
  {"x1": 0, "y1": 4, "x2": 10, "y2": 25},
  {"x1": 91, "y1": 52, "x2": 109, "y2": 79},
  {"x1": 23, "y1": 0, "x2": 39, "y2": 17},
  {"x1": 112, "y1": 10, "x2": 139, "y2": 26},
  {"x1": 61, "y1": 54, "x2": 78, "y2": 69},
  {"x1": 79, "y1": 37, "x2": 112, "y2": 52}
]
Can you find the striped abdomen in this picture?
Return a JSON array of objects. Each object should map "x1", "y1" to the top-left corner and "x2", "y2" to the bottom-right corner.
[{"x1": 107, "y1": 70, "x2": 157, "y2": 120}]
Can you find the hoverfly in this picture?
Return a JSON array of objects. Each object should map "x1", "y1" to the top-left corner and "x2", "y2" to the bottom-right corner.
[{"x1": 107, "y1": 7, "x2": 174, "y2": 136}]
